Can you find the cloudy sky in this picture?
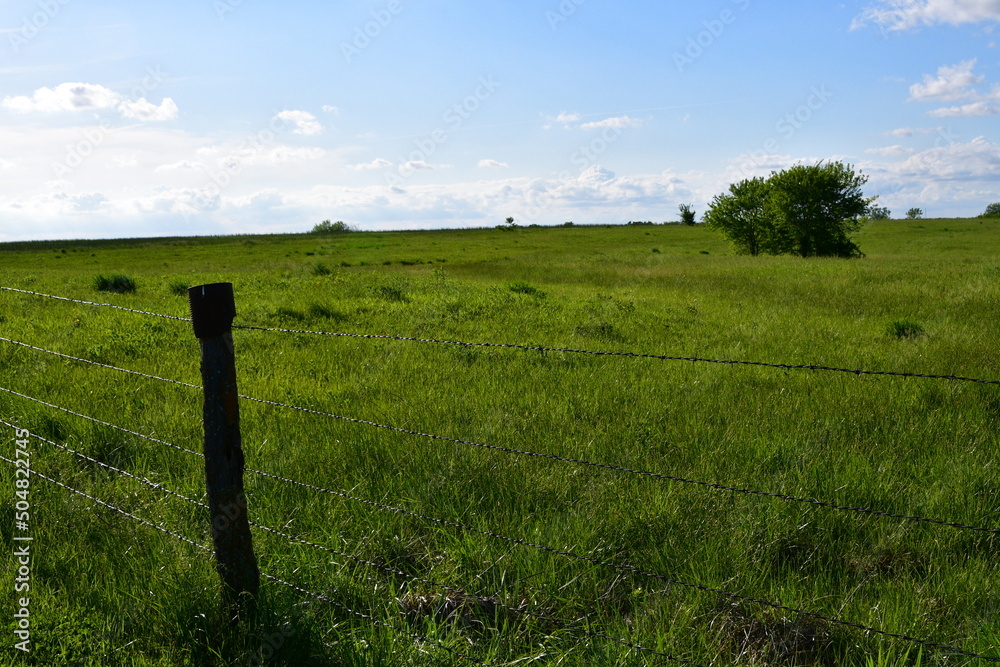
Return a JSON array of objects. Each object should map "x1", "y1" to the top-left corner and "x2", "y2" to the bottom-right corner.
[{"x1": 1, "y1": 0, "x2": 998, "y2": 241}]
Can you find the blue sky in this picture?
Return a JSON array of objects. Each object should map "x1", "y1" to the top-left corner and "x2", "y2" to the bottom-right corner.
[{"x1": 1, "y1": 0, "x2": 998, "y2": 241}]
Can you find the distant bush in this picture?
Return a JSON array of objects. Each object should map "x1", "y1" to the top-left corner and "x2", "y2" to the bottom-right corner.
[
  {"x1": 679, "y1": 204, "x2": 697, "y2": 225},
  {"x1": 373, "y1": 285, "x2": 408, "y2": 302},
  {"x1": 94, "y1": 274, "x2": 137, "y2": 294},
  {"x1": 888, "y1": 319, "x2": 925, "y2": 339},
  {"x1": 311, "y1": 220, "x2": 353, "y2": 234},
  {"x1": 866, "y1": 205, "x2": 891, "y2": 220},
  {"x1": 509, "y1": 281, "x2": 544, "y2": 297},
  {"x1": 561, "y1": 221, "x2": 575, "y2": 227},
  {"x1": 168, "y1": 279, "x2": 190, "y2": 296},
  {"x1": 308, "y1": 304, "x2": 349, "y2": 323},
  {"x1": 311, "y1": 263, "x2": 332, "y2": 276},
  {"x1": 627, "y1": 220, "x2": 656, "y2": 226},
  {"x1": 981, "y1": 202, "x2": 1000, "y2": 218},
  {"x1": 906, "y1": 208, "x2": 923, "y2": 220}
]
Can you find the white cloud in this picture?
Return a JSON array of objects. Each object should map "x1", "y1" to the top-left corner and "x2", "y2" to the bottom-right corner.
[
  {"x1": 929, "y1": 100, "x2": 1000, "y2": 115},
  {"x1": 155, "y1": 160, "x2": 204, "y2": 172},
  {"x1": 321, "y1": 105, "x2": 341, "y2": 114},
  {"x1": 350, "y1": 158, "x2": 393, "y2": 171},
  {"x1": 477, "y1": 158, "x2": 509, "y2": 168},
  {"x1": 556, "y1": 112, "x2": 580, "y2": 124},
  {"x1": 909, "y1": 59, "x2": 983, "y2": 101},
  {"x1": 3, "y1": 82, "x2": 121, "y2": 113},
  {"x1": 400, "y1": 160, "x2": 432, "y2": 172},
  {"x1": 2, "y1": 82, "x2": 178, "y2": 123},
  {"x1": 854, "y1": 0, "x2": 1000, "y2": 30},
  {"x1": 119, "y1": 97, "x2": 179, "y2": 121},
  {"x1": 580, "y1": 115, "x2": 643, "y2": 130},
  {"x1": 866, "y1": 145, "x2": 915, "y2": 157},
  {"x1": 0, "y1": 158, "x2": 15, "y2": 170},
  {"x1": 273, "y1": 110, "x2": 323, "y2": 135}
]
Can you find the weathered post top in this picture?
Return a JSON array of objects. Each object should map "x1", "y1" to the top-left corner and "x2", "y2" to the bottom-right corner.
[{"x1": 188, "y1": 283, "x2": 236, "y2": 339}]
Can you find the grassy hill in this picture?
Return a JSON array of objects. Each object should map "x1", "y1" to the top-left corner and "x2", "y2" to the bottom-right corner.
[{"x1": 1, "y1": 219, "x2": 998, "y2": 665}]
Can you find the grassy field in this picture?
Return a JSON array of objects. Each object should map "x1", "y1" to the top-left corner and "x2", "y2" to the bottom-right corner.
[{"x1": 1, "y1": 219, "x2": 998, "y2": 666}]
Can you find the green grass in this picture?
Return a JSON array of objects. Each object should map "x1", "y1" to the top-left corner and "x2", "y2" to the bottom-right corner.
[{"x1": 1, "y1": 219, "x2": 999, "y2": 665}]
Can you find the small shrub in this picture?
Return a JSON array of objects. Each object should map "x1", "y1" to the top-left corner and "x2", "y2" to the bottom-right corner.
[
  {"x1": 373, "y1": 285, "x2": 408, "y2": 302},
  {"x1": 679, "y1": 204, "x2": 697, "y2": 225},
  {"x1": 311, "y1": 263, "x2": 332, "y2": 276},
  {"x1": 981, "y1": 202, "x2": 1000, "y2": 218},
  {"x1": 509, "y1": 281, "x2": 544, "y2": 297},
  {"x1": 168, "y1": 280, "x2": 190, "y2": 296},
  {"x1": 866, "y1": 204, "x2": 891, "y2": 220},
  {"x1": 93, "y1": 274, "x2": 137, "y2": 294},
  {"x1": 273, "y1": 307, "x2": 307, "y2": 323},
  {"x1": 575, "y1": 321, "x2": 622, "y2": 341},
  {"x1": 311, "y1": 220, "x2": 352, "y2": 234},
  {"x1": 906, "y1": 208, "x2": 923, "y2": 220},
  {"x1": 888, "y1": 320, "x2": 925, "y2": 339},
  {"x1": 562, "y1": 221, "x2": 575, "y2": 227},
  {"x1": 651, "y1": 248, "x2": 661, "y2": 254},
  {"x1": 308, "y1": 304, "x2": 348, "y2": 323}
]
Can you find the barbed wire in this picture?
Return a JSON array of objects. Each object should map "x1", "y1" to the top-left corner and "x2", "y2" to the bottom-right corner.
[
  {"x1": 3, "y1": 430, "x2": 995, "y2": 662},
  {"x1": 0, "y1": 285, "x2": 191, "y2": 322},
  {"x1": 0, "y1": 386, "x2": 204, "y2": 459},
  {"x1": 240, "y1": 393, "x2": 1000, "y2": 536},
  {"x1": 0, "y1": 453, "x2": 209, "y2": 553},
  {"x1": 232, "y1": 323, "x2": 1000, "y2": 386},
  {"x1": 0, "y1": 451, "x2": 498, "y2": 666},
  {"x1": 8, "y1": 419, "x2": 700, "y2": 664},
  {"x1": 0, "y1": 336, "x2": 200, "y2": 389},
  {"x1": 4, "y1": 283, "x2": 998, "y2": 387},
  {"x1": 1, "y1": 348, "x2": 997, "y2": 538}
]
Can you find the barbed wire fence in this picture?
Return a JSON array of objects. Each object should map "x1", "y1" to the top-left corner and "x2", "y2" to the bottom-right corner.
[{"x1": 1, "y1": 283, "x2": 998, "y2": 664}]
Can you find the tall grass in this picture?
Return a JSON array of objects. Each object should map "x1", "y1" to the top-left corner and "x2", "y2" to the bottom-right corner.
[{"x1": 0, "y1": 219, "x2": 998, "y2": 665}]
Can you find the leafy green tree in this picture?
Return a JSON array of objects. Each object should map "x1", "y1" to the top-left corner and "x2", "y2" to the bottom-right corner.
[
  {"x1": 765, "y1": 162, "x2": 868, "y2": 258},
  {"x1": 906, "y1": 208, "x2": 923, "y2": 220},
  {"x1": 866, "y1": 204, "x2": 891, "y2": 220},
  {"x1": 981, "y1": 202, "x2": 1000, "y2": 218},
  {"x1": 703, "y1": 177, "x2": 775, "y2": 256},
  {"x1": 679, "y1": 204, "x2": 697, "y2": 225},
  {"x1": 312, "y1": 219, "x2": 352, "y2": 233},
  {"x1": 704, "y1": 162, "x2": 869, "y2": 258}
]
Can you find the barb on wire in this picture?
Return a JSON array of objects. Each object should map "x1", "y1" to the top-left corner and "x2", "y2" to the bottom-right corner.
[
  {"x1": 0, "y1": 285, "x2": 191, "y2": 322},
  {"x1": 232, "y1": 324, "x2": 1000, "y2": 386},
  {"x1": 0, "y1": 387, "x2": 202, "y2": 458},
  {"x1": 1, "y1": 365, "x2": 996, "y2": 537},
  {"x1": 240, "y1": 393, "x2": 1000, "y2": 536},
  {"x1": 1, "y1": 453, "x2": 495, "y2": 667},
  {"x1": 0, "y1": 453, "x2": 210, "y2": 553},
  {"x1": 0, "y1": 336, "x2": 200, "y2": 389},
  {"x1": 3, "y1": 436, "x2": 994, "y2": 662},
  {"x1": 4, "y1": 282, "x2": 996, "y2": 386},
  {"x1": 2, "y1": 409, "x2": 703, "y2": 664}
]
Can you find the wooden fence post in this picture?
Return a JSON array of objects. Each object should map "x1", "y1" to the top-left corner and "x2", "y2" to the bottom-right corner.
[{"x1": 188, "y1": 282, "x2": 260, "y2": 619}]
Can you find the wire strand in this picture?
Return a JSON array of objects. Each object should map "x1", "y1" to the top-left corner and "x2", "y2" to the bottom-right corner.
[{"x1": 4, "y1": 416, "x2": 995, "y2": 661}]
